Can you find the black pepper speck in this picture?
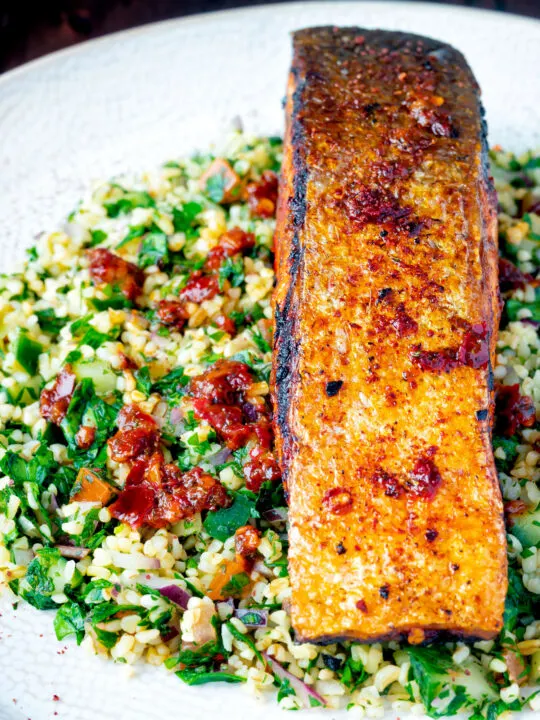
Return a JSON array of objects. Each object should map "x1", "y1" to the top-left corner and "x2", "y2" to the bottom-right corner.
[{"x1": 326, "y1": 380, "x2": 343, "y2": 397}]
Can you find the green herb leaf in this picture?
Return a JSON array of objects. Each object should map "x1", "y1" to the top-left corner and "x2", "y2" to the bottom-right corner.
[
  {"x1": 117, "y1": 225, "x2": 146, "y2": 249},
  {"x1": 176, "y1": 669, "x2": 244, "y2": 686},
  {"x1": 203, "y1": 493, "x2": 256, "y2": 541},
  {"x1": 104, "y1": 191, "x2": 155, "y2": 218},
  {"x1": 89, "y1": 229, "x2": 108, "y2": 247},
  {"x1": 12, "y1": 330, "x2": 43, "y2": 375},
  {"x1": 225, "y1": 621, "x2": 264, "y2": 664},
  {"x1": 138, "y1": 232, "x2": 169, "y2": 269},
  {"x1": 218, "y1": 256, "x2": 244, "y2": 290},
  {"x1": 36, "y1": 309, "x2": 69, "y2": 336},
  {"x1": 54, "y1": 601, "x2": 86, "y2": 644},
  {"x1": 134, "y1": 366, "x2": 152, "y2": 396},
  {"x1": 172, "y1": 202, "x2": 202, "y2": 233}
]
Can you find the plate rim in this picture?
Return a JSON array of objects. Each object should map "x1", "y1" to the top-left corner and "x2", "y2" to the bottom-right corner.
[{"x1": 1, "y1": 0, "x2": 539, "y2": 89}]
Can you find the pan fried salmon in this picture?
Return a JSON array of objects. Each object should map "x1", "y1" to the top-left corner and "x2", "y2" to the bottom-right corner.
[{"x1": 272, "y1": 27, "x2": 507, "y2": 643}]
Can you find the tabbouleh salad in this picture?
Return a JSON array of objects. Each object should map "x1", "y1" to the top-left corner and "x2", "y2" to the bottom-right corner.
[{"x1": 0, "y1": 133, "x2": 539, "y2": 717}]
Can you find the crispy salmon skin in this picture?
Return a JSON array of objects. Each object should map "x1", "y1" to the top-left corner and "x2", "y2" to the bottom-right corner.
[{"x1": 272, "y1": 27, "x2": 507, "y2": 644}]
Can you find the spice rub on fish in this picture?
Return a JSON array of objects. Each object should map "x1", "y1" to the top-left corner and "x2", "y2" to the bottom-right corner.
[{"x1": 272, "y1": 27, "x2": 507, "y2": 644}]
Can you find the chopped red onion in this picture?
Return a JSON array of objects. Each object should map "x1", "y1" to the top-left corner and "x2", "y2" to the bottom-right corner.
[
  {"x1": 262, "y1": 508, "x2": 288, "y2": 524},
  {"x1": 207, "y1": 447, "x2": 232, "y2": 466},
  {"x1": 57, "y1": 545, "x2": 91, "y2": 560},
  {"x1": 253, "y1": 560, "x2": 274, "y2": 579},
  {"x1": 263, "y1": 653, "x2": 327, "y2": 708},
  {"x1": 169, "y1": 407, "x2": 183, "y2": 426},
  {"x1": 234, "y1": 608, "x2": 268, "y2": 627},
  {"x1": 159, "y1": 585, "x2": 191, "y2": 609}
]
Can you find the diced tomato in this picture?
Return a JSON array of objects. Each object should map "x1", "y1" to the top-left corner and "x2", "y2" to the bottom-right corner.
[
  {"x1": 157, "y1": 300, "x2": 189, "y2": 329},
  {"x1": 75, "y1": 425, "x2": 96, "y2": 449},
  {"x1": 189, "y1": 360, "x2": 253, "y2": 404},
  {"x1": 108, "y1": 453, "x2": 230, "y2": 529},
  {"x1": 179, "y1": 271, "x2": 219, "y2": 304},
  {"x1": 499, "y1": 258, "x2": 531, "y2": 292},
  {"x1": 214, "y1": 314, "x2": 236, "y2": 336},
  {"x1": 108, "y1": 405, "x2": 159, "y2": 463},
  {"x1": 88, "y1": 248, "x2": 144, "y2": 301},
  {"x1": 117, "y1": 404, "x2": 157, "y2": 432},
  {"x1": 205, "y1": 227, "x2": 255, "y2": 271},
  {"x1": 193, "y1": 400, "x2": 253, "y2": 450},
  {"x1": 40, "y1": 365, "x2": 77, "y2": 425},
  {"x1": 235, "y1": 525, "x2": 261, "y2": 558},
  {"x1": 244, "y1": 447, "x2": 281, "y2": 492},
  {"x1": 246, "y1": 171, "x2": 279, "y2": 218},
  {"x1": 495, "y1": 384, "x2": 536, "y2": 437}
]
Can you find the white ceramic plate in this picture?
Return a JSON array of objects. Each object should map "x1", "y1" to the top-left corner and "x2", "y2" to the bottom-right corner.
[{"x1": 0, "y1": 3, "x2": 539, "y2": 719}]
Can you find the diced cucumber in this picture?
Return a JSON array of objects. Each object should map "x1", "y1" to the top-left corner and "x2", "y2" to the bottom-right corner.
[
  {"x1": 6, "y1": 375, "x2": 42, "y2": 406},
  {"x1": 12, "y1": 330, "x2": 43, "y2": 375},
  {"x1": 450, "y1": 660, "x2": 498, "y2": 703},
  {"x1": 72, "y1": 358, "x2": 117, "y2": 395},
  {"x1": 19, "y1": 547, "x2": 82, "y2": 610},
  {"x1": 509, "y1": 506, "x2": 540, "y2": 548},
  {"x1": 530, "y1": 650, "x2": 540, "y2": 682}
]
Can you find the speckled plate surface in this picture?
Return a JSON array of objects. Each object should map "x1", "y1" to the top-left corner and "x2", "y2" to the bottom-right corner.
[{"x1": 0, "y1": 3, "x2": 539, "y2": 719}]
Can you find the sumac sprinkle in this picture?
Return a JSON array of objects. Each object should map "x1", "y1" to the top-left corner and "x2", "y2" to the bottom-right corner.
[
  {"x1": 407, "y1": 456, "x2": 442, "y2": 500},
  {"x1": 356, "y1": 599, "x2": 368, "y2": 612},
  {"x1": 458, "y1": 323, "x2": 489, "y2": 368},
  {"x1": 372, "y1": 469, "x2": 403, "y2": 498},
  {"x1": 343, "y1": 186, "x2": 412, "y2": 228},
  {"x1": 376, "y1": 287, "x2": 392, "y2": 303},
  {"x1": 88, "y1": 248, "x2": 144, "y2": 301},
  {"x1": 40, "y1": 365, "x2": 77, "y2": 425},
  {"x1": 410, "y1": 323, "x2": 488, "y2": 373},
  {"x1": 322, "y1": 487, "x2": 353, "y2": 515},
  {"x1": 391, "y1": 303, "x2": 418, "y2": 338},
  {"x1": 495, "y1": 384, "x2": 536, "y2": 436},
  {"x1": 425, "y1": 528, "x2": 438, "y2": 542},
  {"x1": 325, "y1": 380, "x2": 343, "y2": 397}
]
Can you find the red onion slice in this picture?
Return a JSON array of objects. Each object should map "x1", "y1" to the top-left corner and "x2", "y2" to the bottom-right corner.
[
  {"x1": 158, "y1": 584, "x2": 191, "y2": 609},
  {"x1": 262, "y1": 508, "x2": 288, "y2": 524},
  {"x1": 57, "y1": 545, "x2": 91, "y2": 560},
  {"x1": 263, "y1": 653, "x2": 327, "y2": 708}
]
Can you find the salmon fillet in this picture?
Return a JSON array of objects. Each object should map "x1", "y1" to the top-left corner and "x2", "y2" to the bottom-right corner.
[{"x1": 272, "y1": 27, "x2": 507, "y2": 643}]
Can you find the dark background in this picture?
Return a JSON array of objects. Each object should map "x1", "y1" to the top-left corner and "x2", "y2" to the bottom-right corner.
[{"x1": 1, "y1": 0, "x2": 539, "y2": 73}]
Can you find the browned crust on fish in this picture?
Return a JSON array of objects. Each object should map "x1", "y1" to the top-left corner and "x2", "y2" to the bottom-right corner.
[{"x1": 272, "y1": 26, "x2": 506, "y2": 644}]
